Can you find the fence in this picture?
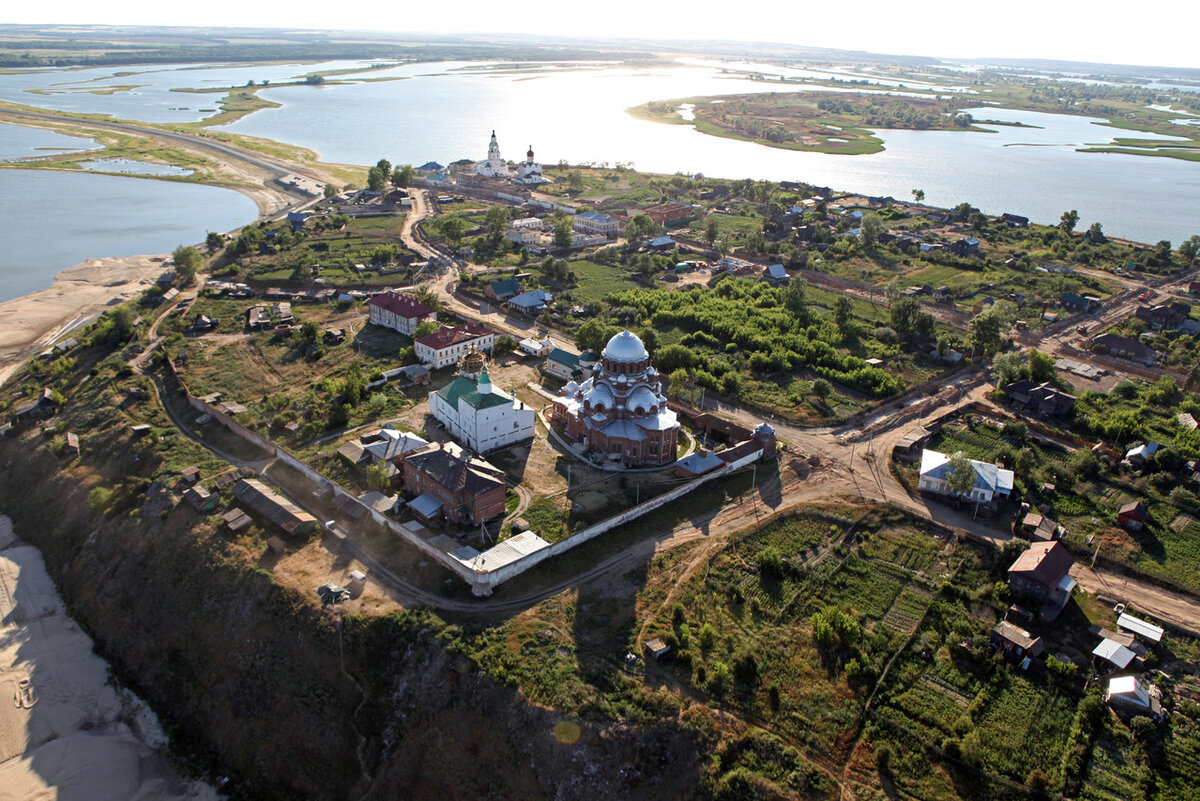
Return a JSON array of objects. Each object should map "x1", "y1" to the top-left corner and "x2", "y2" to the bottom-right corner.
[{"x1": 165, "y1": 356, "x2": 769, "y2": 596}]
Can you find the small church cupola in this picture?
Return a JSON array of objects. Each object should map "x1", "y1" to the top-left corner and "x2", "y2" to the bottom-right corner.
[
  {"x1": 527, "y1": 145, "x2": 535, "y2": 163},
  {"x1": 477, "y1": 368, "x2": 493, "y2": 395}
]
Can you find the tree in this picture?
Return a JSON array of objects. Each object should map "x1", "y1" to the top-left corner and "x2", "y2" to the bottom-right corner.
[
  {"x1": 413, "y1": 320, "x2": 439, "y2": 339},
  {"x1": 365, "y1": 460, "x2": 391, "y2": 492},
  {"x1": 911, "y1": 188, "x2": 925, "y2": 203},
  {"x1": 969, "y1": 304, "x2": 1010, "y2": 357},
  {"x1": 485, "y1": 205, "x2": 510, "y2": 241},
  {"x1": 784, "y1": 275, "x2": 809, "y2": 320},
  {"x1": 884, "y1": 278, "x2": 902, "y2": 308},
  {"x1": 624, "y1": 213, "x2": 662, "y2": 244},
  {"x1": 992, "y1": 350, "x2": 1028, "y2": 386},
  {"x1": 811, "y1": 379, "x2": 832, "y2": 401},
  {"x1": 411, "y1": 285, "x2": 441, "y2": 311},
  {"x1": 1029, "y1": 349, "x2": 1056, "y2": 381},
  {"x1": 859, "y1": 211, "x2": 883, "y2": 248},
  {"x1": 375, "y1": 158, "x2": 391, "y2": 179},
  {"x1": 833, "y1": 296, "x2": 853, "y2": 329},
  {"x1": 391, "y1": 164, "x2": 415, "y2": 188},
  {"x1": 323, "y1": 183, "x2": 339, "y2": 198},
  {"x1": 366, "y1": 166, "x2": 386, "y2": 191},
  {"x1": 1059, "y1": 209, "x2": 1079, "y2": 234},
  {"x1": 1180, "y1": 235, "x2": 1200, "y2": 265},
  {"x1": 438, "y1": 215, "x2": 467, "y2": 247},
  {"x1": 705, "y1": 217, "x2": 719, "y2": 247},
  {"x1": 205, "y1": 231, "x2": 224, "y2": 252},
  {"x1": 553, "y1": 217, "x2": 573, "y2": 248},
  {"x1": 1085, "y1": 221, "x2": 1105, "y2": 243},
  {"x1": 890, "y1": 297, "x2": 935, "y2": 341},
  {"x1": 946, "y1": 451, "x2": 977, "y2": 497},
  {"x1": 172, "y1": 244, "x2": 201, "y2": 285},
  {"x1": 493, "y1": 335, "x2": 517, "y2": 355},
  {"x1": 298, "y1": 320, "x2": 320, "y2": 344},
  {"x1": 567, "y1": 171, "x2": 585, "y2": 192}
]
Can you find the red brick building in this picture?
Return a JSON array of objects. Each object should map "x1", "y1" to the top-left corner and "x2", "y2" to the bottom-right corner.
[
  {"x1": 641, "y1": 202, "x2": 698, "y2": 228},
  {"x1": 551, "y1": 330, "x2": 679, "y2": 466},
  {"x1": 402, "y1": 443, "x2": 507, "y2": 525}
]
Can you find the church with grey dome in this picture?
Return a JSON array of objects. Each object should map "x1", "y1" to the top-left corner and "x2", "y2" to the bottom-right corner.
[{"x1": 551, "y1": 330, "x2": 680, "y2": 466}]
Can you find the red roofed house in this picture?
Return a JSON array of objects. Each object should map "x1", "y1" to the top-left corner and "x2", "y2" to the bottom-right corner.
[
  {"x1": 1117, "y1": 501, "x2": 1148, "y2": 532},
  {"x1": 1008, "y1": 541, "x2": 1076, "y2": 613},
  {"x1": 368, "y1": 290, "x2": 436, "y2": 335},
  {"x1": 414, "y1": 323, "x2": 495, "y2": 369}
]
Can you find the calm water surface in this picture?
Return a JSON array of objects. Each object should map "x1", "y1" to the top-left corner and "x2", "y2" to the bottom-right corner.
[
  {"x1": 0, "y1": 170, "x2": 256, "y2": 303},
  {"x1": 223, "y1": 64, "x2": 1200, "y2": 243},
  {"x1": 0, "y1": 58, "x2": 1198, "y2": 281},
  {"x1": 0, "y1": 122, "x2": 99, "y2": 159}
]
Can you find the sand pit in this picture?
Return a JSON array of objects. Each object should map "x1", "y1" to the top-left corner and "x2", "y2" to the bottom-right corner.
[
  {"x1": 0, "y1": 516, "x2": 218, "y2": 801},
  {"x1": 0, "y1": 254, "x2": 168, "y2": 388}
]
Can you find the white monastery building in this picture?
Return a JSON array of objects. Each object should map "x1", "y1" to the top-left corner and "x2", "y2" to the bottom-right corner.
[
  {"x1": 367, "y1": 291, "x2": 436, "y2": 336},
  {"x1": 430, "y1": 368, "x2": 536, "y2": 453},
  {"x1": 414, "y1": 323, "x2": 495, "y2": 369},
  {"x1": 551, "y1": 329, "x2": 679, "y2": 466}
]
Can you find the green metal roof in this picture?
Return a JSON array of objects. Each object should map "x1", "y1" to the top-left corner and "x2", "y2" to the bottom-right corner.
[{"x1": 436, "y1": 375, "x2": 512, "y2": 411}]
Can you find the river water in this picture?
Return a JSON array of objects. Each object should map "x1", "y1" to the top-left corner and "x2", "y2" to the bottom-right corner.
[
  {"x1": 0, "y1": 170, "x2": 257, "y2": 303},
  {"x1": 0, "y1": 57, "x2": 1198, "y2": 296}
]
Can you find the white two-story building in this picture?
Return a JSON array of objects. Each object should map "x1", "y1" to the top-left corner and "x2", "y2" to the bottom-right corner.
[{"x1": 414, "y1": 323, "x2": 495, "y2": 369}]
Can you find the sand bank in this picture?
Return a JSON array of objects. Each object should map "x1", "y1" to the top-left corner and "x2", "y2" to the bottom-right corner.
[
  {"x1": 0, "y1": 254, "x2": 167, "y2": 388},
  {"x1": 0, "y1": 515, "x2": 218, "y2": 801}
]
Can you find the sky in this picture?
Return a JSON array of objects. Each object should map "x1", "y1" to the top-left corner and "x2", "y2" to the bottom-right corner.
[{"x1": 9, "y1": 1, "x2": 1200, "y2": 70}]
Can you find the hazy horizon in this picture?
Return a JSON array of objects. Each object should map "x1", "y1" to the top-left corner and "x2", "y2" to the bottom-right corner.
[{"x1": 3, "y1": 2, "x2": 1198, "y2": 72}]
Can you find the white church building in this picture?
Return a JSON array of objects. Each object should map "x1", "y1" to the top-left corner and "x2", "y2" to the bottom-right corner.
[
  {"x1": 475, "y1": 131, "x2": 510, "y2": 178},
  {"x1": 429, "y1": 368, "x2": 536, "y2": 453}
]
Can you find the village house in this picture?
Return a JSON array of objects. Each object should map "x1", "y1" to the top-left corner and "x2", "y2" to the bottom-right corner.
[
  {"x1": 233, "y1": 479, "x2": 318, "y2": 536},
  {"x1": 763, "y1": 264, "x2": 788, "y2": 285},
  {"x1": 1001, "y1": 213, "x2": 1030, "y2": 227},
  {"x1": 486, "y1": 278, "x2": 523, "y2": 302},
  {"x1": 1060, "y1": 293, "x2": 1101, "y2": 313},
  {"x1": 506, "y1": 289, "x2": 553, "y2": 315},
  {"x1": 1135, "y1": 302, "x2": 1191, "y2": 331},
  {"x1": 1007, "y1": 541, "x2": 1076, "y2": 614},
  {"x1": 1106, "y1": 675, "x2": 1164, "y2": 721},
  {"x1": 1020, "y1": 512, "x2": 1059, "y2": 541},
  {"x1": 1093, "y1": 637, "x2": 1138, "y2": 673},
  {"x1": 429, "y1": 368, "x2": 536, "y2": 453},
  {"x1": 1093, "y1": 333, "x2": 1158, "y2": 365},
  {"x1": 414, "y1": 323, "x2": 495, "y2": 369},
  {"x1": 990, "y1": 620, "x2": 1044, "y2": 659},
  {"x1": 367, "y1": 290, "x2": 437, "y2": 335},
  {"x1": 543, "y1": 347, "x2": 594, "y2": 381},
  {"x1": 1117, "y1": 500, "x2": 1149, "y2": 532},
  {"x1": 1117, "y1": 613, "x2": 1164, "y2": 645},
  {"x1": 1124, "y1": 442, "x2": 1160, "y2": 468},
  {"x1": 1003, "y1": 380, "x2": 1076, "y2": 417},
  {"x1": 918, "y1": 449, "x2": 1014, "y2": 505},
  {"x1": 950, "y1": 237, "x2": 981, "y2": 257},
  {"x1": 402, "y1": 442, "x2": 507, "y2": 526},
  {"x1": 14, "y1": 388, "x2": 59, "y2": 424}
]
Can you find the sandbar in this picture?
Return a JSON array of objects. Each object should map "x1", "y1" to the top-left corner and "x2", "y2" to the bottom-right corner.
[
  {"x1": 0, "y1": 515, "x2": 218, "y2": 801},
  {"x1": 0, "y1": 254, "x2": 167, "y2": 388}
]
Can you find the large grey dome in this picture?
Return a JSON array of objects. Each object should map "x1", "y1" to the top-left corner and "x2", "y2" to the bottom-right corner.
[{"x1": 602, "y1": 329, "x2": 648, "y2": 363}]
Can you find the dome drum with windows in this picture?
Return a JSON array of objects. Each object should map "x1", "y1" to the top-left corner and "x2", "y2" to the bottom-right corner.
[{"x1": 551, "y1": 330, "x2": 679, "y2": 467}]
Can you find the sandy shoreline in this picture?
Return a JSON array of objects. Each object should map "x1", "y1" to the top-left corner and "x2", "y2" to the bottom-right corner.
[
  {"x1": 0, "y1": 516, "x2": 218, "y2": 800},
  {"x1": 0, "y1": 254, "x2": 169, "y2": 388}
]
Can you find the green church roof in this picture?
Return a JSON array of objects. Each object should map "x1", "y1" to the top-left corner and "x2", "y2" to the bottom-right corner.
[{"x1": 436, "y1": 375, "x2": 512, "y2": 411}]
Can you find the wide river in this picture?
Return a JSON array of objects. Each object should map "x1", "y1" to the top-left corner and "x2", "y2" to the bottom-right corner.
[{"x1": 1, "y1": 57, "x2": 1198, "y2": 298}]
